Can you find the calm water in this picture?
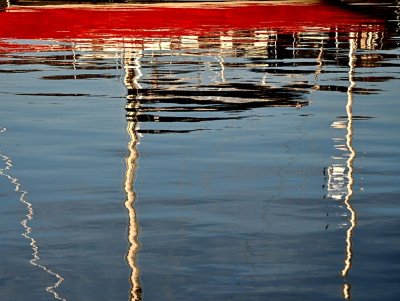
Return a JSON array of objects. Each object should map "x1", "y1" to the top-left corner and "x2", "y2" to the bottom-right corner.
[{"x1": 1, "y1": 1, "x2": 400, "y2": 301}]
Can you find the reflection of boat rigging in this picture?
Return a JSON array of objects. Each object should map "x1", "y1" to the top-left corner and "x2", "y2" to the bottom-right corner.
[
  {"x1": 124, "y1": 48, "x2": 143, "y2": 301},
  {"x1": 121, "y1": 27, "x2": 381, "y2": 301},
  {"x1": 341, "y1": 31, "x2": 357, "y2": 301},
  {"x1": 119, "y1": 27, "x2": 387, "y2": 134},
  {"x1": 326, "y1": 31, "x2": 358, "y2": 300},
  {"x1": 119, "y1": 29, "x2": 354, "y2": 301},
  {"x1": 0, "y1": 3, "x2": 390, "y2": 298},
  {"x1": 124, "y1": 119, "x2": 142, "y2": 301},
  {"x1": 122, "y1": 32, "x2": 313, "y2": 133}
]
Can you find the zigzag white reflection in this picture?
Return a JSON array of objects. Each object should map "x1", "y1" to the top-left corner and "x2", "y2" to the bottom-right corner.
[
  {"x1": 340, "y1": 32, "x2": 357, "y2": 301},
  {"x1": 0, "y1": 127, "x2": 66, "y2": 301},
  {"x1": 327, "y1": 32, "x2": 357, "y2": 300},
  {"x1": 124, "y1": 120, "x2": 142, "y2": 301},
  {"x1": 124, "y1": 49, "x2": 142, "y2": 301}
]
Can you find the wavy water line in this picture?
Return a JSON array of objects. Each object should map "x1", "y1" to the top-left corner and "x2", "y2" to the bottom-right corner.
[{"x1": 0, "y1": 127, "x2": 66, "y2": 301}]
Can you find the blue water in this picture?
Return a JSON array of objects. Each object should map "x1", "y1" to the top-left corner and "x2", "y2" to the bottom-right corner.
[{"x1": 1, "y1": 1, "x2": 400, "y2": 301}]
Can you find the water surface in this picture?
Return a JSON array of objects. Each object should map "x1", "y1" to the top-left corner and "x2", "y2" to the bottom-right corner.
[{"x1": 1, "y1": 1, "x2": 400, "y2": 301}]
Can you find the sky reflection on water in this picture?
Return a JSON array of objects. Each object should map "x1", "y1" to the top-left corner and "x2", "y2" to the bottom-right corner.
[{"x1": 1, "y1": 1, "x2": 400, "y2": 301}]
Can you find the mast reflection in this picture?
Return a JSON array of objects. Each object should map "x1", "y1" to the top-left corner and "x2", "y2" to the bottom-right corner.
[
  {"x1": 124, "y1": 49, "x2": 142, "y2": 301},
  {"x1": 341, "y1": 32, "x2": 357, "y2": 301},
  {"x1": 327, "y1": 32, "x2": 358, "y2": 300}
]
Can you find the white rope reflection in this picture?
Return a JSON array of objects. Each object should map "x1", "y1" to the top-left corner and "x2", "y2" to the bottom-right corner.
[{"x1": 0, "y1": 128, "x2": 66, "y2": 301}]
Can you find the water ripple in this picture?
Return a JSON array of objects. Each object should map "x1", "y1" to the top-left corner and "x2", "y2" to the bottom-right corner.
[{"x1": 0, "y1": 128, "x2": 67, "y2": 301}]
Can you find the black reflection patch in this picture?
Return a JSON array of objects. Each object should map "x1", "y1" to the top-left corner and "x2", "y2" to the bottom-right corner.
[
  {"x1": 128, "y1": 84, "x2": 307, "y2": 101},
  {"x1": 41, "y1": 74, "x2": 116, "y2": 80},
  {"x1": 0, "y1": 69, "x2": 42, "y2": 73},
  {"x1": 137, "y1": 129, "x2": 206, "y2": 134},
  {"x1": 127, "y1": 99, "x2": 306, "y2": 113},
  {"x1": 337, "y1": 115, "x2": 375, "y2": 120},
  {"x1": 318, "y1": 85, "x2": 381, "y2": 94},
  {"x1": 126, "y1": 80, "x2": 309, "y2": 131},
  {"x1": 352, "y1": 76, "x2": 395, "y2": 83},
  {"x1": 16, "y1": 93, "x2": 91, "y2": 97},
  {"x1": 132, "y1": 114, "x2": 238, "y2": 123}
]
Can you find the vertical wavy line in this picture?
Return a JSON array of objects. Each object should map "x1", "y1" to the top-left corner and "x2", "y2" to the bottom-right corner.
[
  {"x1": 341, "y1": 32, "x2": 357, "y2": 300},
  {"x1": 0, "y1": 127, "x2": 66, "y2": 301},
  {"x1": 124, "y1": 49, "x2": 143, "y2": 301},
  {"x1": 124, "y1": 120, "x2": 142, "y2": 301}
]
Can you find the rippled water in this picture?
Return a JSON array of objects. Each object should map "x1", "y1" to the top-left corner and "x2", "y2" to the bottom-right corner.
[{"x1": 1, "y1": 1, "x2": 400, "y2": 301}]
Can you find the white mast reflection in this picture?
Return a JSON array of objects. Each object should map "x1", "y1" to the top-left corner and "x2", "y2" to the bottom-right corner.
[
  {"x1": 0, "y1": 128, "x2": 66, "y2": 301},
  {"x1": 327, "y1": 31, "x2": 358, "y2": 300},
  {"x1": 124, "y1": 119, "x2": 142, "y2": 301},
  {"x1": 341, "y1": 32, "x2": 357, "y2": 301},
  {"x1": 124, "y1": 47, "x2": 142, "y2": 301}
]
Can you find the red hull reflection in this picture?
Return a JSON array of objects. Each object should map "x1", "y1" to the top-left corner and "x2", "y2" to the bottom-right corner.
[{"x1": 0, "y1": 3, "x2": 383, "y2": 41}]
